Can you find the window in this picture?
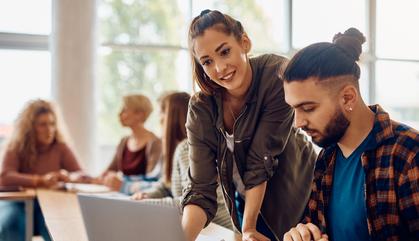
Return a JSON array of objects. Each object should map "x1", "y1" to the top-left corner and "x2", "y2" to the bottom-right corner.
[
  {"x1": 376, "y1": 0, "x2": 419, "y2": 59},
  {"x1": 376, "y1": 61, "x2": 419, "y2": 128},
  {"x1": 97, "y1": 48, "x2": 189, "y2": 143},
  {"x1": 0, "y1": 0, "x2": 51, "y2": 35},
  {"x1": 0, "y1": 0, "x2": 51, "y2": 147},
  {"x1": 98, "y1": 0, "x2": 419, "y2": 156},
  {"x1": 375, "y1": 0, "x2": 419, "y2": 129},
  {"x1": 292, "y1": 0, "x2": 366, "y2": 49},
  {"x1": 0, "y1": 50, "x2": 51, "y2": 123},
  {"x1": 98, "y1": 0, "x2": 284, "y2": 150},
  {"x1": 192, "y1": 0, "x2": 286, "y2": 52},
  {"x1": 98, "y1": 0, "x2": 189, "y2": 150}
]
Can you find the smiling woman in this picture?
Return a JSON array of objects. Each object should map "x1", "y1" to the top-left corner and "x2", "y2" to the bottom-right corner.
[{"x1": 181, "y1": 9, "x2": 317, "y2": 241}]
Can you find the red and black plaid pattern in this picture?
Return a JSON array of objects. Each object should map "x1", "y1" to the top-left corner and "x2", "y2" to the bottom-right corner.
[{"x1": 303, "y1": 105, "x2": 419, "y2": 241}]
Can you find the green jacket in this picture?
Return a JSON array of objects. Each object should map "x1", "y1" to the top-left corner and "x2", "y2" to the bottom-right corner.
[{"x1": 181, "y1": 54, "x2": 317, "y2": 239}]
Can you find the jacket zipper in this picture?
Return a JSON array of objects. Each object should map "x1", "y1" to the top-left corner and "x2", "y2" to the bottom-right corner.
[
  {"x1": 232, "y1": 104, "x2": 248, "y2": 135},
  {"x1": 219, "y1": 104, "x2": 250, "y2": 232},
  {"x1": 231, "y1": 104, "x2": 278, "y2": 239},
  {"x1": 219, "y1": 128, "x2": 236, "y2": 218}
]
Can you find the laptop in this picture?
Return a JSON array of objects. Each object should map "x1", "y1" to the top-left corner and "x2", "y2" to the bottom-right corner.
[{"x1": 77, "y1": 194, "x2": 186, "y2": 241}]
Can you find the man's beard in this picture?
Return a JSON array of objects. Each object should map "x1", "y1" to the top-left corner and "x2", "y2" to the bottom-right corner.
[{"x1": 307, "y1": 107, "x2": 350, "y2": 148}]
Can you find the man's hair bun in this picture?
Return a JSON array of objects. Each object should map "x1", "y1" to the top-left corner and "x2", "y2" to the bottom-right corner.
[{"x1": 333, "y1": 27, "x2": 366, "y2": 61}]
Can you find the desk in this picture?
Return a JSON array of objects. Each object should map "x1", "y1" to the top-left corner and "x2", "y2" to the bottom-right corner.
[
  {"x1": 36, "y1": 189, "x2": 88, "y2": 241},
  {"x1": 37, "y1": 189, "x2": 240, "y2": 241},
  {"x1": 0, "y1": 189, "x2": 36, "y2": 241}
]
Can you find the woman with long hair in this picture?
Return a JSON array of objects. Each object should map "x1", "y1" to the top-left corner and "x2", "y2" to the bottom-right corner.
[
  {"x1": 0, "y1": 99, "x2": 88, "y2": 241},
  {"x1": 132, "y1": 91, "x2": 233, "y2": 229},
  {"x1": 181, "y1": 10, "x2": 317, "y2": 241},
  {"x1": 159, "y1": 91, "x2": 189, "y2": 186}
]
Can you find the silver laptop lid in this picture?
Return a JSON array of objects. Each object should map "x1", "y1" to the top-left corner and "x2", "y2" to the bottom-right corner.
[{"x1": 77, "y1": 194, "x2": 186, "y2": 241}]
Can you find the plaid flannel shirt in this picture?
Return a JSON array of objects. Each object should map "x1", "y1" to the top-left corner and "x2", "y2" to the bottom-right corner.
[{"x1": 303, "y1": 105, "x2": 419, "y2": 241}]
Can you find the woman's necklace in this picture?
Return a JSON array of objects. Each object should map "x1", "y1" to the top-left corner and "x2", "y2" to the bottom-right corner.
[{"x1": 227, "y1": 103, "x2": 238, "y2": 123}]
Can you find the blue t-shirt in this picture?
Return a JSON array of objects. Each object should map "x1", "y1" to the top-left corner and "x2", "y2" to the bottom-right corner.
[{"x1": 327, "y1": 131, "x2": 375, "y2": 241}]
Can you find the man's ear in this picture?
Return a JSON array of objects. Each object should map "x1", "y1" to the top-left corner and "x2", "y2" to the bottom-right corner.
[{"x1": 339, "y1": 84, "x2": 358, "y2": 113}]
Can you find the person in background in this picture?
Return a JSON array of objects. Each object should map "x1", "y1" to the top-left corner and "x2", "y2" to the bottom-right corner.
[
  {"x1": 0, "y1": 99, "x2": 90, "y2": 241},
  {"x1": 181, "y1": 9, "x2": 317, "y2": 241},
  {"x1": 131, "y1": 91, "x2": 233, "y2": 230},
  {"x1": 99, "y1": 94, "x2": 162, "y2": 193},
  {"x1": 282, "y1": 28, "x2": 419, "y2": 241}
]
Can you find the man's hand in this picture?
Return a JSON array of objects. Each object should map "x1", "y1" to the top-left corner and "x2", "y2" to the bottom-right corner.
[{"x1": 283, "y1": 223, "x2": 328, "y2": 241}]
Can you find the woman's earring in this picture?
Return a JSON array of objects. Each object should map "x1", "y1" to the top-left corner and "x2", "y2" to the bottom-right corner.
[{"x1": 348, "y1": 107, "x2": 353, "y2": 112}]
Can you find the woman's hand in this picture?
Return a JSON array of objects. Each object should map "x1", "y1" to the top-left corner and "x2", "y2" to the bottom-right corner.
[
  {"x1": 68, "y1": 171, "x2": 93, "y2": 183},
  {"x1": 131, "y1": 191, "x2": 149, "y2": 200},
  {"x1": 40, "y1": 171, "x2": 62, "y2": 188},
  {"x1": 242, "y1": 228, "x2": 270, "y2": 241},
  {"x1": 102, "y1": 171, "x2": 122, "y2": 191}
]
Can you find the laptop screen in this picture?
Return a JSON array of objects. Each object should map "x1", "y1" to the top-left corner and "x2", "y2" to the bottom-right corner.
[{"x1": 78, "y1": 194, "x2": 186, "y2": 241}]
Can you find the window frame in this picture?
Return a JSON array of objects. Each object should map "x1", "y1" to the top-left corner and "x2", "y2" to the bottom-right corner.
[{"x1": 97, "y1": 0, "x2": 419, "y2": 144}]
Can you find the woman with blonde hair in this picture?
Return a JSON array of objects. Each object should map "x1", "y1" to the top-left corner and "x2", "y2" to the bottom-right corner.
[
  {"x1": 0, "y1": 99, "x2": 88, "y2": 241},
  {"x1": 100, "y1": 94, "x2": 162, "y2": 192}
]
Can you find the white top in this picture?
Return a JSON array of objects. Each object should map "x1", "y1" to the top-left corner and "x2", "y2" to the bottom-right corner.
[{"x1": 225, "y1": 132, "x2": 246, "y2": 197}]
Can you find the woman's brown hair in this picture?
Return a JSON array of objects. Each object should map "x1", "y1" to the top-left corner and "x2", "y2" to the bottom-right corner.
[
  {"x1": 159, "y1": 92, "x2": 190, "y2": 184},
  {"x1": 188, "y1": 9, "x2": 250, "y2": 96}
]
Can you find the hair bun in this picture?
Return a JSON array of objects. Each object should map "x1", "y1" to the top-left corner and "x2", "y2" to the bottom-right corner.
[
  {"x1": 200, "y1": 9, "x2": 211, "y2": 17},
  {"x1": 332, "y1": 27, "x2": 366, "y2": 61}
]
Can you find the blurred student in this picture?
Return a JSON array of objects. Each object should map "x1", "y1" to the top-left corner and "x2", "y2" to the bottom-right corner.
[
  {"x1": 282, "y1": 28, "x2": 419, "y2": 241},
  {"x1": 0, "y1": 99, "x2": 89, "y2": 241},
  {"x1": 131, "y1": 92, "x2": 233, "y2": 229},
  {"x1": 99, "y1": 94, "x2": 162, "y2": 192}
]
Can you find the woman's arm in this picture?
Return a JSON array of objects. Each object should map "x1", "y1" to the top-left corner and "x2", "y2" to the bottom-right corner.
[
  {"x1": 0, "y1": 149, "x2": 67, "y2": 187},
  {"x1": 0, "y1": 149, "x2": 39, "y2": 187},
  {"x1": 242, "y1": 182, "x2": 270, "y2": 241},
  {"x1": 60, "y1": 143, "x2": 82, "y2": 172},
  {"x1": 172, "y1": 140, "x2": 189, "y2": 198},
  {"x1": 182, "y1": 204, "x2": 208, "y2": 241},
  {"x1": 243, "y1": 70, "x2": 295, "y2": 189},
  {"x1": 181, "y1": 95, "x2": 220, "y2": 237},
  {"x1": 241, "y1": 56, "x2": 295, "y2": 240},
  {"x1": 243, "y1": 182, "x2": 266, "y2": 231}
]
